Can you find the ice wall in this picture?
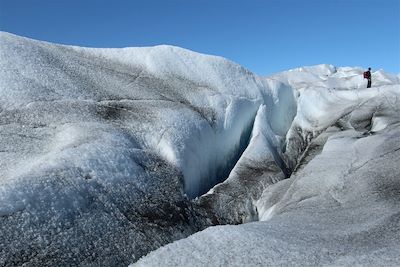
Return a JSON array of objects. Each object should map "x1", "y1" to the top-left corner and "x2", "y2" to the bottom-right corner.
[{"x1": 0, "y1": 32, "x2": 276, "y2": 265}]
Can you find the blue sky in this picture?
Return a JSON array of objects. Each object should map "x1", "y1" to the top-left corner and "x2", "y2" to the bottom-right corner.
[{"x1": 0, "y1": 0, "x2": 399, "y2": 75}]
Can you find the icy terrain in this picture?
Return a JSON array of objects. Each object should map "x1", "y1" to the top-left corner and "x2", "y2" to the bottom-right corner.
[
  {"x1": 0, "y1": 32, "x2": 279, "y2": 266},
  {"x1": 0, "y1": 32, "x2": 399, "y2": 266},
  {"x1": 135, "y1": 68, "x2": 400, "y2": 266}
]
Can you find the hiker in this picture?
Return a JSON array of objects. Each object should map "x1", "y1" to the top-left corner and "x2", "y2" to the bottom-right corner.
[{"x1": 363, "y1": 68, "x2": 372, "y2": 88}]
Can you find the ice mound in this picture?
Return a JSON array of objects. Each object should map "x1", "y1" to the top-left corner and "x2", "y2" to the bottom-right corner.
[{"x1": 0, "y1": 31, "x2": 281, "y2": 266}]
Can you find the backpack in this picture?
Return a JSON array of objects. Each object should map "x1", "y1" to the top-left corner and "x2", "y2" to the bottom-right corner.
[{"x1": 363, "y1": 71, "x2": 369, "y2": 79}]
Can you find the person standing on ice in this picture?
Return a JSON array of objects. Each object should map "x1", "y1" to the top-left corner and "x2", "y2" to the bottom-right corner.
[{"x1": 364, "y1": 67, "x2": 372, "y2": 88}]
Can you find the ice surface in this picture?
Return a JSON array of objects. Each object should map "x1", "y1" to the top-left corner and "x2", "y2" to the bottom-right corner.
[
  {"x1": 269, "y1": 63, "x2": 399, "y2": 90},
  {"x1": 134, "y1": 69, "x2": 400, "y2": 266},
  {"x1": 1, "y1": 31, "x2": 399, "y2": 266},
  {"x1": 0, "y1": 31, "x2": 272, "y2": 199},
  {"x1": 0, "y1": 31, "x2": 274, "y2": 266}
]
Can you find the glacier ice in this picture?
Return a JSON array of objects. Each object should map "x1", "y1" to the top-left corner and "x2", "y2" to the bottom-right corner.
[
  {"x1": 1, "y1": 32, "x2": 400, "y2": 266},
  {"x1": 133, "y1": 70, "x2": 400, "y2": 265},
  {"x1": 136, "y1": 115, "x2": 400, "y2": 266},
  {"x1": 0, "y1": 31, "x2": 281, "y2": 266}
]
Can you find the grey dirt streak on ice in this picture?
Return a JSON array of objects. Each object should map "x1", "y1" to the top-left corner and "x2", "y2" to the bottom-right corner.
[{"x1": 1, "y1": 32, "x2": 400, "y2": 267}]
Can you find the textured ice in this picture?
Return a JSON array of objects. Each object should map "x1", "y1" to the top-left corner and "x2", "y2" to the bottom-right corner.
[
  {"x1": 196, "y1": 105, "x2": 286, "y2": 224},
  {"x1": 1, "y1": 31, "x2": 400, "y2": 266},
  {"x1": 0, "y1": 32, "x2": 273, "y2": 266},
  {"x1": 134, "y1": 102, "x2": 400, "y2": 266},
  {"x1": 269, "y1": 63, "x2": 400, "y2": 90},
  {"x1": 134, "y1": 68, "x2": 400, "y2": 266}
]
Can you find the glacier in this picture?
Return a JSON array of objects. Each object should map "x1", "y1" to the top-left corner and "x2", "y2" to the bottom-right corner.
[
  {"x1": 0, "y1": 32, "x2": 399, "y2": 266},
  {"x1": 134, "y1": 70, "x2": 400, "y2": 266}
]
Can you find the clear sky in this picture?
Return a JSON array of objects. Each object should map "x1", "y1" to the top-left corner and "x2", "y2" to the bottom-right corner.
[{"x1": 0, "y1": 0, "x2": 399, "y2": 75}]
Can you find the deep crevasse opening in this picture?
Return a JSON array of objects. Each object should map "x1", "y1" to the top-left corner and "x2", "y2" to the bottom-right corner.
[
  {"x1": 180, "y1": 98, "x2": 261, "y2": 198},
  {"x1": 175, "y1": 80, "x2": 298, "y2": 199}
]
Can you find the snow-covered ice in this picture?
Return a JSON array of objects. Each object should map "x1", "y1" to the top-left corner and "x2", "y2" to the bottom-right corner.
[{"x1": 1, "y1": 32, "x2": 399, "y2": 266}]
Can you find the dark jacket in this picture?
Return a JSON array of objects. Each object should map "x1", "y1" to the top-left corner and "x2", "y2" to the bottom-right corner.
[{"x1": 365, "y1": 70, "x2": 371, "y2": 80}]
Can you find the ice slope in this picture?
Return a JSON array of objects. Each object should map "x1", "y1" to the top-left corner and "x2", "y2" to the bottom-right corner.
[
  {"x1": 0, "y1": 32, "x2": 285, "y2": 266},
  {"x1": 269, "y1": 64, "x2": 400, "y2": 90},
  {"x1": 136, "y1": 144, "x2": 400, "y2": 266},
  {"x1": 133, "y1": 77, "x2": 400, "y2": 265},
  {"x1": 1, "y1": 31, "x2": 399, "y2": 266},
  {"x1": 194, "y1": 64, "x2": 399, "y2": 226},
  {"x1": 0, "y1": 32, "x2": 275, "y2": 200}
]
